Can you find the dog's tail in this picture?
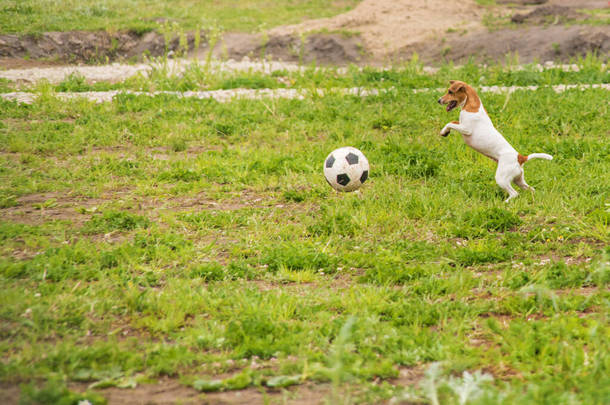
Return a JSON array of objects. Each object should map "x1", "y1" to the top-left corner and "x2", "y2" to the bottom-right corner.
[{"x1": 518, "y1": 153, "x2": 553, "y2": 165}]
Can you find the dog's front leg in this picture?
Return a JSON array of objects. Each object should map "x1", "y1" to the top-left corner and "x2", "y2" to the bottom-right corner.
[{"x1": 440, "y1": 121, "x2": 472, "y2": 137}]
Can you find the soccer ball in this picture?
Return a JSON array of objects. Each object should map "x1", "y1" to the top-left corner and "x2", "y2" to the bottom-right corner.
[{"x1": 323, "y1": 147, "x2": 369, "y2": 192}]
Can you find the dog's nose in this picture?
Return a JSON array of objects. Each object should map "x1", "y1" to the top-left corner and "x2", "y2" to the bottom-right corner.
[{"x1": 437, "y1": 98, "x2": 442, "y2": 104}]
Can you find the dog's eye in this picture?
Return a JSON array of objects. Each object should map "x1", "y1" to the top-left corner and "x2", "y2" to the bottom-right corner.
[{"x1": 448, "y1": 90, "x2": 453, "y2": 95}]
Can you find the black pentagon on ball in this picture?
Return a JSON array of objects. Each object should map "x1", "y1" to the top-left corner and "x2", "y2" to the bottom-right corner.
[
  {"x1": 337, "y1": 173, "x2": 350, "y2": 186},
  {"x1": 325, "y1": 155, "x2": 336, "y2": 168},
  {"x1": 345, "y1": 152, "x2": 359, "y2": 165},
  {"x1": 360, "y1": 170, "x2": 368, "y2": 183}
]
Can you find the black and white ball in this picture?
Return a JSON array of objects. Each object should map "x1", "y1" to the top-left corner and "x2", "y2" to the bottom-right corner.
[{"x1": 323, "y1": 147, "x2": 369, "y2": 192}]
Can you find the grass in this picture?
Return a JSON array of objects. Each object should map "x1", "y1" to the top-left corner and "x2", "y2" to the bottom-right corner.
[
  {"x1": 1, "y1": 53, "x2": 608, "y2": 95},
  {"x1": 0, "y1": 0, "x2": 361, "y2": 35},
  {"x1": 0, "y1": 57, "x2": 609, "y2": 404},
  {"x1": 580, "y1": 8, "x2": 610, "y2": 26}
]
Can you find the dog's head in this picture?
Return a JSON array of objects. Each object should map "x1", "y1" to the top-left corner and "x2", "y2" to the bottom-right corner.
[{"x1": 438, "y1": 80, "x2": 468, "y2": 112}]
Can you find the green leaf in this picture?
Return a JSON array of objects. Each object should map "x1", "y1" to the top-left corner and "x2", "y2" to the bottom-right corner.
[
  {"x1": 193, "y1": 379, "x2": 224, "y2": 392},
  {"x1": 265, "y1": 375, "x2": 301, "y2": 388}
]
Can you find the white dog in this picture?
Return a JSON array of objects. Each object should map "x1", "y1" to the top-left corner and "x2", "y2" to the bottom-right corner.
[{"x1": 438, "y1": 80, "x2": 552, "y2": 202}]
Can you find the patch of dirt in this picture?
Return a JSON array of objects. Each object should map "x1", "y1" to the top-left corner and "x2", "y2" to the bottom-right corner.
[
  {"x1": 0, "y1": 192, "x2": 103, "y2": 227},
  {"x1": 0, "y1": 57, "x2": 65, "y2": 70},
  {"x1": 0, "y1": 188, "x2": 282, "y2": 232},
  {"x1": 0, "y1": 30, "x2": 195, "y2": 63},
  {"x1": 0, "y1": 29, "x2": 363, "y2": 67},
  {"x1": 207, "y1": 32, "x2": 366, "y2": 65},
  {"x1": 392, "y1": 365, "x2": 427, "y2": 388},
  {"x1": 404, "y1": 25, "x2": 609, "y2": 65},
  {"x1": 166, "y1": 188, "x2": 281, "y2": 212},
  {"x1": 75, "y1": 379, "x2": 201, "y2": 405},
  {"x1": 511, "y1": 5, "x2": 585, "y2": 24},
  {"x1": 555, "y1": 286, "x2": 605, "y2": 296},
  {"x1": 499, "y1": 0, "x2": 606, "y2": 6},
  {"x1": 497, "y1": 0, "x2": 548, "y2": 4},
  {"x1": 69, "y1": 379, "x2": 331, "y2": 405},
  {"x1": 269, "y1": 0, "x2": 486, "y2": 60},
  {"x1": 0, "y1": 384, "x2": 20, "y2": 405},
  {"x1": 1, "y1": 354, "x2": 331, "y2": 404}
]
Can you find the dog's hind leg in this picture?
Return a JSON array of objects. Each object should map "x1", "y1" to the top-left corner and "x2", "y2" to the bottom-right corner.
[
  {"x1": 496, "y1": 159, "x2": 520, "y2": 202},
  {"x1": 498, "y1": 179, "x2": 519, "y2": 202},
  {"x1": 514, "y1": 172, "x2": 534, "y2": 191}
]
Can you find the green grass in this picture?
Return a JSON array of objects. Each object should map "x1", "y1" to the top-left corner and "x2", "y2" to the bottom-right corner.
[
  {"x1": 2, "y1": 54, "x2": 607, "y2": 95},
  {"x1": 0, "y1": 0, "x2": 361, "y2": 35},
  {"x1": 580, "y1": 8, "x2": 610, "y2": 26},
  {"x1": 0, "y1": 59, "x2": 609, "y2": 404}
]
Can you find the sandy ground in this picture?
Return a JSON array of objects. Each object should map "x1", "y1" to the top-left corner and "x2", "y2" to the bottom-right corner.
[
  {"x1": 0, "y1": 59, "x2": 306, "y2": 84},
  {"x1": 269, "y1": 0, "x2": 486, "y2": 59},
  {"x1": 0, "y1": 60, "x2": 597, "y2": 85}
]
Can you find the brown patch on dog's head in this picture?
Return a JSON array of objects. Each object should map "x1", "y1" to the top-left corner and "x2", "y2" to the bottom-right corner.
[{"x1": 438, "y1": 80, "x2": 481, "y2": 113}]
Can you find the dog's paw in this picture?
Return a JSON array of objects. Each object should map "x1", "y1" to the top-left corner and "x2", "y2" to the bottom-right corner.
[{"x1": 440, "y1": 127, "x2": 450, "y2": 137}]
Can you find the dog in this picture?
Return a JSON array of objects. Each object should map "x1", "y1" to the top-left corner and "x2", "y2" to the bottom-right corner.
[{"x1": 438, "y1": 80, "x2": 552, "y2": 202}]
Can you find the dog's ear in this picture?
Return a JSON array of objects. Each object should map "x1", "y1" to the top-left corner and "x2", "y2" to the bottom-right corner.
[{"x1": 450, "y1": 81, "x2": 465, "y2": 92}]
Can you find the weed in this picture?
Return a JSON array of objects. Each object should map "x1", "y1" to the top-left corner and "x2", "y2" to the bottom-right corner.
[
  {"x1": 374, "y1": 139, "x2": 441, "y2": 179},
  {"x1": 56, "y1": 72, "x2": 88, "y2": 92},
  {"x1": 308, "y1": 205, "x2": 360, "y2": 237},
  {"x1": 170, "y1": 137, "x2": 188, "y2": 152},
  {"x1": 19, "y1": 379, "x2": 106, "y2": 405},
  {"x1": 451, "y1": 207, "x2": 522, "y2": 238},
  {"x1": 83, "y1": 210, "x2": 150, "y2": 234},
  {"x1": 261, "y1": 242, "x2": 334, "y2": 272},
  {"x1": 454, "y1": 240, "x2": 513, "y2": 266}
]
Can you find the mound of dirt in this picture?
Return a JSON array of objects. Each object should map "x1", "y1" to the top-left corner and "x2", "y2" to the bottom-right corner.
[
  {"x1": 497, "y1": 0, "x2": 548, "y2": 4},
  {"x1": 0, "y1": 29, "x2": 363, "y2": 66},
  {"x1": 404, "y1": 25, "x2": 609, "y2": 65},
  {"x1": 511, "y1": 5, "x2": 585, "y2": 24},
  {"x1": 499, "y1": 0, "x2": 608, "y2": 5},
  {"x1": 206, "y1": 32, "x2": 365, "y2": 65},
  {"x1": 269, "y1": 0, "x2": 486, "y2": 59},
  {"x1": 0, "y1": 30, "x2": 195, "y2": 63}
]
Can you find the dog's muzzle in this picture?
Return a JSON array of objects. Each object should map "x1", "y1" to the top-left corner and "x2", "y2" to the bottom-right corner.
[{"x1": 445, "y1": 100, "x2": 458, "y2": 112}]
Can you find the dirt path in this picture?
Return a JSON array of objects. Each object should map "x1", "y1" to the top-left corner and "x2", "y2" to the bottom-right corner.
[
  {"x1": 0, "y1": 60, "x2": 305, "y2": 84},
  {"x1": 0, "y1": 59, "x2": 598, "y2": 86}
]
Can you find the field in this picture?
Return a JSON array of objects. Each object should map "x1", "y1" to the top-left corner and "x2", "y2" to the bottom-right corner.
[
  {"x1": 1, "y1": 55, "x2": 609, "y2": 404},
  {"x1": 0, "y1": 0, "x2": 360, "y2": 34}
]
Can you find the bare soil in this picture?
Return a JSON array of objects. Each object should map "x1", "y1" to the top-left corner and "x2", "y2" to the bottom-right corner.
[
  {"x1": 403, "y1": 25, "x2": 609, "y2": 65},
  {"x1": 0, "y1": 191, "x2": 105, "y2": 227},
  {"x1": 0, "y1": 186, "x2": 279, "y2": 228},
  {"x1": 0, "y1": 31, "x2": 183, "y2": 63},
  {"x1": 0, "y1": 0, "x2": 607, "y2": 68},
  {"x1": 0, "y1": 384, "x2": 20, "y2": 405},
  {"x1": 510, "y1": 5, "x2": 585, "y2": 24},
  {"x1": 268, "y1": 0, "x2": 487, "y2": 60},
  {"x1": 1, "y1": 379, "x2": 333, "y2": 405}
]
